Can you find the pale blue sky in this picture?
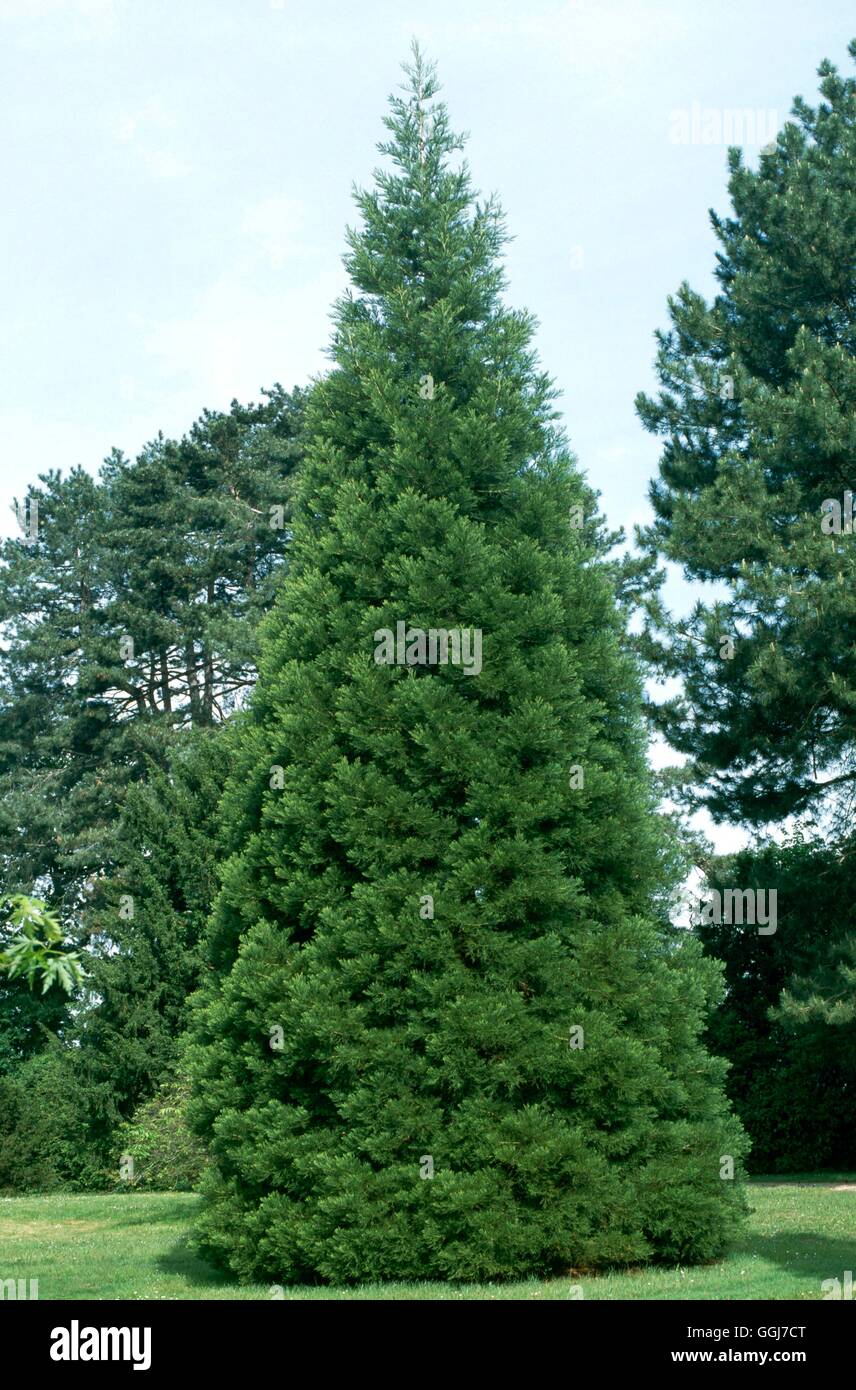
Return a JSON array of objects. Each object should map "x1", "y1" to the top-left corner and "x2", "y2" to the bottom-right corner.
[{"x1": 1, "y1": 0, "x2": 853, "y2": 849}]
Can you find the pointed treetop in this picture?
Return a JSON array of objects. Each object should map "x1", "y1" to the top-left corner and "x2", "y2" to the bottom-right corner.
[
  {"x1": 400, "y1": 38, "x2": 440, "y2": 107},
  {"x1": 377, "y1": 41, "x2": 465, "y2": 182},
  {"x1": 340, "y1": 46, "x2": 505, "y2": 318}
]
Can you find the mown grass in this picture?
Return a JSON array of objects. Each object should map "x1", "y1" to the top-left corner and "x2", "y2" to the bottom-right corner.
[{"x1": 1, "y1": 1182, "x2": 854, "y2": 1300}]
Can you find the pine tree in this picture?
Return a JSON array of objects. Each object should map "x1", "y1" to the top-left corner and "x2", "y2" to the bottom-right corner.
[
  {"x1": 635, "y1": 43, "x2": 856, "y2": 830},
  {"x1": 189, "y1": 47, "x2": 746, "y2": 1284}
]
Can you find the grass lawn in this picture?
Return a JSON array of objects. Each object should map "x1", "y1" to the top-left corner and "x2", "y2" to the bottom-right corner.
[{"x1": 1, "y1": 1182, "x2": 854, "y2": 1300}]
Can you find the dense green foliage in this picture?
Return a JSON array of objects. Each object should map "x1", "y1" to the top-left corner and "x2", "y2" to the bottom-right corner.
[
  {"x1": 71, "y1": 726, "x2": 233, "y2": 1170},
  {"x1": 188, "y1": 49, "x2": 747, "y2": 1284},
  {"x1": 0, "y1": 729, "x2": 230, "y2": 1192},
  {"x1": 698, "y1": 838, "x2": 856, "y2": 1172},
  {"x1": 0, "y1": 1047, "x2": 103, "y2": 1192}
]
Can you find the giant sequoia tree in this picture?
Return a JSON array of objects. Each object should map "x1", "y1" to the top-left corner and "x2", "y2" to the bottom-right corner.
[{"x1": 189, "y1": 49, "x2": 746, "y2": 1283}]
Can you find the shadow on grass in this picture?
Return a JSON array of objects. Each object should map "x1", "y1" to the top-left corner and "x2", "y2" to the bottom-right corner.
[
  {"x1": 156, "y1": 1235, "x2": 241, "y2": 1290},
  {"x1": 738, "y1": 1232, "x2": 856, "y2": 1283},
  {"x1": 118, "y1": 1193, "x2": 244, "y2": 1291}
]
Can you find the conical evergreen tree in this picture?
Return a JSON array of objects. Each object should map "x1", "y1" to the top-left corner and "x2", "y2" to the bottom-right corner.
[{"x1": 189, "y1": 47, "x2": 746, "y2": 1283}]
